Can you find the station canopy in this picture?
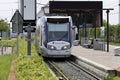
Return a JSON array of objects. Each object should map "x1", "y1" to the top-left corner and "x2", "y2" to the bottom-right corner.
[{"x1": 49, "y1": 1, "x2": 103, "y2": 27}]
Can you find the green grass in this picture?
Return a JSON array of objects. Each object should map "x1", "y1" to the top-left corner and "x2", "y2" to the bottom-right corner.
[
  {"x1": 15, "y1": 38, "x2": 57, "y2": 80},
  {"x1": 0, "y1": 55, "x2": 12, "y2": 80},
  {"x1": 110, "y1": 42, "x2": 120, "y2": 46},
  {"x1": 109, "y1": 76, "x2": 120, "y2": 80},
  {"x1": 112, "y1": 77, "x2": 120, "y2": 80},
  {"x1": 0, "y1": 39, "x2": 16, "y2": 80},
  {"x1": 0, "y1": 39, "x2": 16, "y2": 47}
]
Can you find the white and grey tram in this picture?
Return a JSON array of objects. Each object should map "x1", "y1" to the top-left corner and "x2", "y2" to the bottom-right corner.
[{"x1": 35, "y1": 16, "x2": 72, "y2": 58}]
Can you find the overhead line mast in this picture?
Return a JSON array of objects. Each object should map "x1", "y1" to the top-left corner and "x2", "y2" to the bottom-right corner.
[{"x1": 119, "y1": 0, "x2": 120, "y2": 24}]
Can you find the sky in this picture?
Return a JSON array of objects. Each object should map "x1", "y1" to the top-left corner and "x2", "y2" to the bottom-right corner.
[{"x1": 0, "y1": 0, "x2": 119, "y2": 25}]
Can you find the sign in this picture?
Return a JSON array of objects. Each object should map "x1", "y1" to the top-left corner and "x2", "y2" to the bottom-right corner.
[
  {"x1": 79, "y1": 24, "x2": 84, "y2": 28},
  {"x1": 23, "y1": 27, "x2": 36, "y2": 32},
  {"x1": 19, "y1": 0, "x2": 36, "y2": 26},
  {"x1": 10, "y1": 10, "x2": 23, "y2": 33},
  {"x1": 100, "y1": 26, "x2": 105, "y2": 36}
]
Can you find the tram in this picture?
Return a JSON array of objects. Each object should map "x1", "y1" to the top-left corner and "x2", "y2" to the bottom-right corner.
[{"x1": 35, "y1": 16, "x2": 72, "y2": 57}]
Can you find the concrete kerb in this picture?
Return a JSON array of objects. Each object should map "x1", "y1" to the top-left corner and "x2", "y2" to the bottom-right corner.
[{"x1": 71, "y1": 55, "x2": 115, "y2": 80}]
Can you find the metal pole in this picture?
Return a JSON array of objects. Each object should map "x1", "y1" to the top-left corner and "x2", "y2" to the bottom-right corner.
[
  {"x1": 94, "y1": 25, "x2": 96, "y2": 39},
  {"x1": 85, "y1": 23, "x2": 87, "y2": 39},
  {"x1": 16, "y1": 11, "x2": 19, "y2": 56},
  {"x1": 26, "y1": 24, "x2": 32, "y2": 58},
  {"x1": 2, "y1": 46, "x2": 3, "y2": 55},
  {"x1": 106, "y1": 10, "x2": 110, "y2": 52},
  {"x1": 103, "y1": 8, "x2": 114, "y2": 52},
  {"x1": 94, "y1": 13, "x2": 96, "y2": 39},
  {"x1": 119, "y1": 0, "x2": 120, "y2": 24}
]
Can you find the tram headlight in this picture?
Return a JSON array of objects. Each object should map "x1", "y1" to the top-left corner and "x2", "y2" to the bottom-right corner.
[
  {"x1": 48, "y1": 45, "x2": 56, "y2": 50},
  {"x1": 62, "y1": 45, "x2": 69, "y2": 50}
]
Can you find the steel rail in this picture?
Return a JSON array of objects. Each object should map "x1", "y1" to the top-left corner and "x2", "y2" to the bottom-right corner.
[
  {"x1": 46, "y1": 60, "x2": 70, "y2": 80},
  {"x1": 66, "y1": 60, "x2": 101, "y2": 80}
]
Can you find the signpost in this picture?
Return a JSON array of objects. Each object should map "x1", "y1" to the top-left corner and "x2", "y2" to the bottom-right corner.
[
  {"x1": 19, "y1": 0, "x2": 36, "y2": 58},
  {"x1": 11, "y1": 0, "x2": 36, "y2": 57}
]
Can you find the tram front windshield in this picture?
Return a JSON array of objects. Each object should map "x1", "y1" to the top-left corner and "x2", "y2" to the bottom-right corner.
[{"x1": 47, "y1": 22, "x2": 69, "y2": 42}]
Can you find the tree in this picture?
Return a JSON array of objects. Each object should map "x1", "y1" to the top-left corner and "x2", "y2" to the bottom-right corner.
[
  {"x1": 103, "y1": 20, "x2": 107, "y2": 27},
  {"x1": 109, "y1": 25, "x2": 116, "y2": 41},
  {"x1": 0, "y1": 19, "x2": 10, "y2": 37},
  {"x1": 115, "y1": 24, "x2": 120, "y2": 42}
]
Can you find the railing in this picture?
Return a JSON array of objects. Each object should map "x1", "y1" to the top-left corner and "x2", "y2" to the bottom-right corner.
[{"x1": 0, "y1": 42, "x2": 14, "y2": 55}]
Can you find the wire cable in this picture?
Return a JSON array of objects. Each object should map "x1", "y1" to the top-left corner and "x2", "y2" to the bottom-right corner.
[
  {"x1": 0, "y1": 1, "x2": 18, "y2": 4},
  {"x1": 103, "y1": 12, "x2": 120, "y2": 16},
  {"x1": 104, "y1": 1, "x2": 118, "y2": 7}
]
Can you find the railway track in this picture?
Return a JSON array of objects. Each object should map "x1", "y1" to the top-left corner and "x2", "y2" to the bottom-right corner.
[
  {"x1": 66, "y1": 60, "x2": 101, "y2": 80},
  {"x1": 46, "y1": 60, "x2": 71, "y2": 80},
  {"x1": 45, "y1": 58, "x2": 101, "y2": 80}
]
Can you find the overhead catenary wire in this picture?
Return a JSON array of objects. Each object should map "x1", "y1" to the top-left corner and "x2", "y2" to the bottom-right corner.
[
  {"x1": 37, "y1": 0, "x2": 43, "y2": 7},
  {"x1": 104, "y1": 1, "x2": 118, "y2": 7},
  {"x1": 0, "y1": 1, "x2": 18, "y2": 4},
  {"x1": 110, "y1": 4, "x2": 119, "y2": 7},
  {"x1": 0, "y1": 10, "x2": 12, "y2": 11},
  {"x1": 118, "y1": 0, "x2": 120, "y2": 24},
  {"x1": 37, "y1": 3, "x2": 46, "y2": 5},
  {"x1": 103, "y1": 12, "x2": 119, "y2": 17},
  {"x1": 37, "y1": 0, "x2": 49, "y2": 7},
  {"x1": 109, "y1": 12, "x2": 120, "y2": 15}
]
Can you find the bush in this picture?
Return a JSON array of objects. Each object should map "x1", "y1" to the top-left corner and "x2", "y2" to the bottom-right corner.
[
  {"x1": 0, "y1": 39, "x2": 16, "y2": 47},
  {"x1": 15, "y1": 38, "x2": 56, "y2": 80}
]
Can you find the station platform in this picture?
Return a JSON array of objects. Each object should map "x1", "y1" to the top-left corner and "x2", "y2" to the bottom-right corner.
[{"x1": 71, "y1": 45, "x2": 120, "y2": 77}]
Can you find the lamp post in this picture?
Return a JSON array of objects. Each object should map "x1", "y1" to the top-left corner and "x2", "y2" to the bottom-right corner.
[{"x1": 103, "y1": 8, "x2": 114, "y2": 52}]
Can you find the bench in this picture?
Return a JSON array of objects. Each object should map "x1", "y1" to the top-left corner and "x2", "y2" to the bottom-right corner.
[
  {"x1": 114, "y1": 47, "x2": 120, "y2": 56},
  {"x1": 83, "y1": 40, "x2": 93, "y2": 48}
]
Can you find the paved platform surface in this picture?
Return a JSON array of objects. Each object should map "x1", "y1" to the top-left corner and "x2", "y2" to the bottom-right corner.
[{"x1": 72, "y1": 45, "x2": 120, "y2": 69}]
